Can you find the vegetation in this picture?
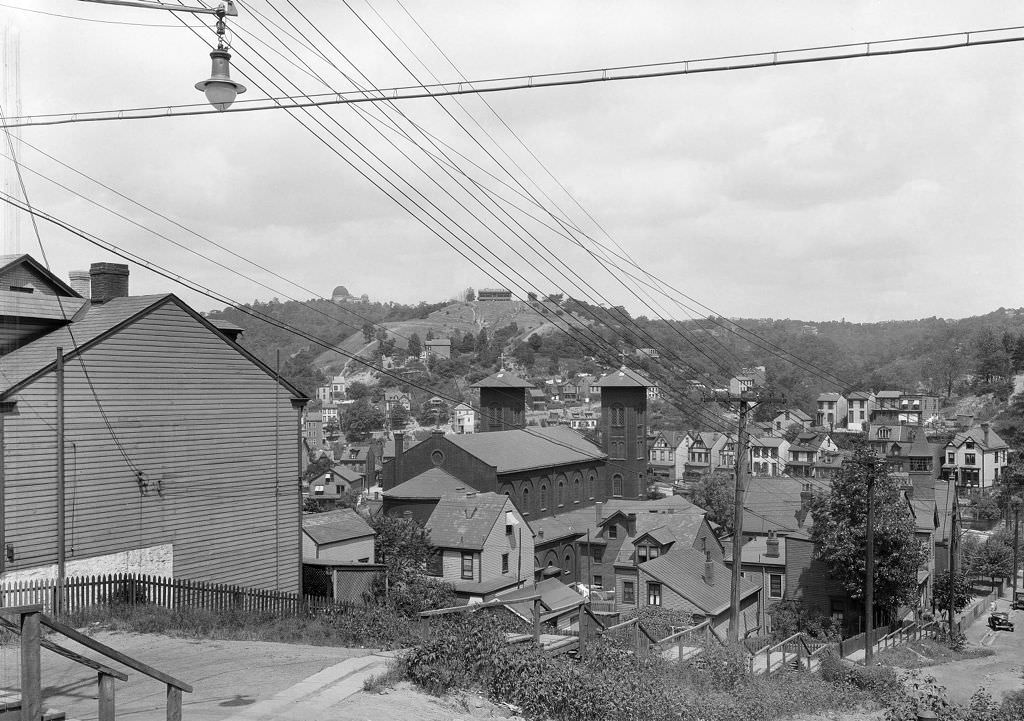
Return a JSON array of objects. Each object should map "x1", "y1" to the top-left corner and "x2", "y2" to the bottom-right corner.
[
  {"x1": 367, "y1": 514, "x2": 456, "y2": 615},
  {"x1": 690, "y1": 472, "x2": 735, "y2": 533},
  {"x1": 811, "y1": 443, "x2": 929, "y2": 618},
  {"x1": 933, "y1": 571, "x2": 975, "y2": 615}
]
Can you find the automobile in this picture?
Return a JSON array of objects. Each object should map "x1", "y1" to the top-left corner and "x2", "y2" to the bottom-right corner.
[
  {"x1": 1012, "y1": 592, "x2": 1024, "y2": 611},
  {"x1": 988, "y1": 611, "x2": 1015, "y2": 632}
]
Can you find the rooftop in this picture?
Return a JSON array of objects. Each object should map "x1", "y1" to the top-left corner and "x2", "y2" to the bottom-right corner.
[
  {"x1": 642, "y1": 547, "x2": 759, "y2": 616},
  {"x1": 302, "y1": 508, "x2": 375, "y2": 545},
  {"x1": 386, "y1": 468, "x2": 478, "y2": 499},
  {"x1": 470, "y1": 370, "x2": 534, "y2": 389},
  {"x1": 596, "y1": 366, "x2": 651, "y2": 388},
  {"x1": 425, "y1": 492, "x2": 515, "y2": 550},
  {"x1": 447, "y1": 425, "x2": 604, "y2": 474}
]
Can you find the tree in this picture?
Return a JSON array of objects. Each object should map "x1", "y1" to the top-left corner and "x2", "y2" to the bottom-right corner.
[
  {"x1": 390, "y1": 404, "x2": 411, "y2": 430},
  {"x1": 346, "y1": 381, "x2": 371, "y2": 400},
  {"x1": 280, "y1": 350, "x2": 326, "y2": 397},
  {"x1": 340, "y1": 398, "x2": 384, "y2": 441},
  {"x1": 459, "y1": 332, "x2": 476, "y2": 354},
  {"x1": 476, "y1": 327, "x2": 489, "y2": 353},
  {"x1": 361, "y1": 323, "x2": 374, "y2": 344},
  {"x1": 407, "y1": 332, "x2": 423, "y2": 359},
  {"x1": 769, "y1": 599, "x2": 842, "y2": 641},
  {"x1": 933, "y1": 344, "x2": 964, "y2": 399},
  {"x1": 691, "y1": 473, "x2": 735, "y2": 534},
  {"x1": 933, "y1": 571, "x2": 973, "y2": 615},
  {"x1": 464, "y1": 287, "x2": 476, "y2": 302},
  {"x1": 975, "y1": 328, "x2": 1010, "y2": 383},
  {"x1": 367, "y1": 514, "x2": 456, "y2": 615},
  {"x1": 969, "y1": 537, "x2": 1012, "y2": 587},
  {"x1": 810, "y1": 443, "x2": 929, "y2": 616},
  {"x1": 528, "y1": 334, "x2": 543, "y2": 352}
]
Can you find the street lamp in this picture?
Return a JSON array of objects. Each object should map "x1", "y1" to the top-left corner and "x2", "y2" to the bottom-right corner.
[
  {"x1": 194, "y1": 8, "x2": 246, "y2": 111},
  {"x1": 78, "y1": 0, "x2": 245, "y2": 110}
]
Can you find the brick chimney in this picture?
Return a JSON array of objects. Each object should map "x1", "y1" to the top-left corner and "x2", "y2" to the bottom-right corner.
[
  {"x1": 703, "y1": 551, "x2": 714, "y2": 585},
  {"x1": 89, "y1": 263, "x2": 129, "y2": 303},
  {"x1": 627, "y1": 512, "x2": 637, "y2": 536},
  {"x1": 981, "y1": 423, "x2": 991, "y2": 445},
  {"x1": 68, "y1": 270, "x2": 90, "y2": 298},
  {"x1": 765, "y1": 531, "x2": 780, "y2": 558}
]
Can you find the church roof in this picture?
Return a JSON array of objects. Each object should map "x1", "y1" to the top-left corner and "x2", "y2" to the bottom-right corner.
[
  {"x1": 470, "y1": 370, "x2": 534, "y2": 389},
  {"x1": 596, "y1": 367, "x2": 650, "y2": 388}
]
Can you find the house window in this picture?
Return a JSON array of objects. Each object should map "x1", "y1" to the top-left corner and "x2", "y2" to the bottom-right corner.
[
  {"x1": 426, "y1": 551, "x2": 443, "y2": 577},
  {"x1": 623, "y1": 581, "x2": 635, "y2": 604},
  {"x1": 965, "y1": 453, "x2": 976, "y2": 466},
  {"x1": 612, "y1": 474, "x2": 623, "y2": 497},
  {"x1": 947, "y1": 452, "x2": 955, "y2": 464},
  {"x1": 647, "y1": 582, "x2": 662, "y2": 606},
  {"x1": 607, "y1": 525, "x2": 617, "y2": 539},
  {"x1": 649, "y1": 546, "x2": 660, "y2": 559},
  {"x1": 877, "y1": 427, "x2": 891, "y2": 439},
  {"x1": 830, "y1": 598, "x2": 845, "y2": 626},
  {"x1": 966, "y1": 440, "x2": 975, "y2": 449},
  {"x1": 638, "y1": 546, "x2": 648, "y2": 563},
  {"x1": 593, "y1": 575, "x2": 603, "y2": 588},
  {"x1": 769, "y1": 574, "x2": 783, "y2": 599},
  {"x1": 461, "y1": 552, "x2": 474, "y2": 580},
  {"x1": 611, "y1": 404, "x2": 625, "y2": 427},
  {"x1": 502, "y1": 553, "x2": 509, "y2": 574},
  {"x1": 910, "y1": 458, "x2": 931, "y2": 472}
]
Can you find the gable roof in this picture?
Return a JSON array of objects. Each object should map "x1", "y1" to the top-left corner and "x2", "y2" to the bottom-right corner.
[
  {"x1": 470, "y1": 370, "x2": 534, "y2": 389},
  {"x1": 950, "y1": 426, "x2": 1009, "y2": 451},
  {"x1": 447, "y1": 425, "x2": 604, "y2": 474},
  {"x1": 847, "y1": 390, "x2": 873, "y2": 400},
  {"x1": 0, "y1": 293, "x2": 307, "y2": 401},
  {"x1": 775, "y1": 408, "x2": 811, "y2": 422},
  {"x1": 642, "y1": 547, "x2": 759, "y2": 615},
  {"x1": 385, "y1": 468, "x2": 478, "y2": 499},
  {"x1": 816, "y1": 392, "x2": 842, "y2": 402},
  {"x1": 743, "y1": 476, "x2": 824, "y2": 535},
  {"x1": 499, "y1": 577, "x2": 584, "y2": 622},
  {"x1": 529, "y1": 495, "x2": 701, "y2": 546},
  {"x1": 0, "y1": 254, "x2": 81, "y2": 298},
  {"x1": 596, "y1": 366, "x2": 650, "y2": 388},
  {"x1": 302, "y1": 508, "x2": 375, "y2": 545},
  {"x1": 876, "y1": 390, "x2": 902, "y2": 399},
  {"x1": 329, "y1": 465, "x2": 363, "y2": 484},
  {"x1": 612, "y1": 511, "x2": 708, "y2": 566},
  {"x1": 425, "y1": 492, "x2": 513, "y2": 550}
]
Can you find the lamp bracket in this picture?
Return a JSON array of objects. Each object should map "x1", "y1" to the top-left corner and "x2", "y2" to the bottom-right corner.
[{"x1": 76, "y1": 0, "x2": 238, "y2": 17}]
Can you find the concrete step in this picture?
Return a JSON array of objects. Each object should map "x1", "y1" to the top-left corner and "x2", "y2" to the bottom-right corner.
[{"x1": 0, "y1": 694, "x2": 67, "y2": 721}]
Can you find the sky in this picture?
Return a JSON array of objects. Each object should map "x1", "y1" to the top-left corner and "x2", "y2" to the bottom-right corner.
[{"x1": 2, "y1": 1, "x2": 1023, "y2": 323}]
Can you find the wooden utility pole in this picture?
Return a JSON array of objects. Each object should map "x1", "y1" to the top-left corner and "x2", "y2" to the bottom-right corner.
[
  {"x1": 704, "y1": 389, "x2": 781, "y2": 644},
  {"x1": 948, "y1": 471, "x2": 960, "y2": 637},
  {"x1": 1012, "y1": 497, "x2": 1021, "y2": 602},
  {"x1": 56, "y1": 346, "x2": 65, "y2": 614},
  {"x1": 864, "y1": 470, "x2": 876, "y2": 665}
]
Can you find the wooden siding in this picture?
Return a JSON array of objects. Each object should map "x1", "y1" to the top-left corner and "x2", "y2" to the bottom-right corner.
[
  {"x1": 1, "y1": 299, "x2": 302, "y2": 592},
  {"x1": 0, "y1": 264, "x2": 65, "y2": 296},
  {"x1": 302, "y1": 535, "x2": 374, "y2": 564}
]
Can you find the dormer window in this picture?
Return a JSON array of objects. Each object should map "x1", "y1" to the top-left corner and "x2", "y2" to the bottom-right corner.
[{"x1": 966, "y1": 440, "x2": 975, "y2": 449}]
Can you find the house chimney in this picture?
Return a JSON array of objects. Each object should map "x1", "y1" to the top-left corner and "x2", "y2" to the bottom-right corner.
[
  {"x1": 766, "y1": 531, "x2": 780, "y2": 558},
  {"x1": 627, "y1": 512, "x2": 637, "y2": 536},
  {"x1": 703, "y1": 552, "x2": 714, "y2": 585},
  {"x1": 68, "y1": 270, "x2": 90, "y2": 298},
  {"x1": 800, "y1": 483, "x2": 814, "y2": 510},
  {"x1": 981, "y1": 423, "x2": 991, "y2": 443},
  {"x1": 595, "y1": 501, "x2": 603, "y2": 525},
  {"x1": 89, "y1": 262, "x2": 129, "y2": 303}
]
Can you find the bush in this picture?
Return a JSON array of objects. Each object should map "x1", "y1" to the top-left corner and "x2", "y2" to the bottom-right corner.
[
  {"x1": 819, "y1": 653, "x2": 899, "y2": 701},
  {"x1": 884, "y1": 671, "x2": 959, "y2": 721}
]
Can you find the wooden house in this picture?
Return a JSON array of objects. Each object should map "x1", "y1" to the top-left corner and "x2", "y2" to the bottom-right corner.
[{"x1": 0, "y1": 257, "x2": 306, "y2": 591}]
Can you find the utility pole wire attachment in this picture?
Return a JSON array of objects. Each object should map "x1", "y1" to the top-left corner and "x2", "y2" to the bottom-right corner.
[{"x1": 76, "y1": 0, "x2": 238, "y2": 16}]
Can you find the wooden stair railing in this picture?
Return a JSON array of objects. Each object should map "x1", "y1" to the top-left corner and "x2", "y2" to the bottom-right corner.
[{"x1": 0, "y1": 605, "x2": 192, "y2": 721}]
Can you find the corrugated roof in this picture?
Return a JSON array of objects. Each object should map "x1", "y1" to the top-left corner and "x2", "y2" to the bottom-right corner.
[
  {"x1": 425, "y1": 492, "x2": 511, "y2": 550},
  {"x1": 302, "y1": 508, "x2": 375, "y2": 545},
  {"x1": 447, "y1": 425, "x2": 604, "y2": 474},
  {"x1": 641, "y1": 547, "x2": 759, "y2": 615},
  {"x1": 385, "y1": 468, "x2": 478, "y2": 498},
  {"x1": 470, "y1": 370, "x2": 534, "y2": 389},
  {"x1": 0, "y1": 294, "x2": 170, "y2": 395},
  {"x1": 596, "y1": 367, "x2": 650, "y2": 388}
]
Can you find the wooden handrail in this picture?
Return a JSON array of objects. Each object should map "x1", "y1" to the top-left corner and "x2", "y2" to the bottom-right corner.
[
  {"x1": 654, "y1": 620, "x2": 710, "y2": 645},
  {"x1": 0, "y1": 615, "x2": 128, "y2": 681},
  {"x1": 40, "y1": 615, "x2": 193, "y2": 693},
  {"x1": 767, "y1": 631, "x2": 803, "y2": 653},
  {"x1": 418, "y1": 594, "x2": 542, "y2": 618},
  {"x1": 603, "y1": 616, "x2": 639, "y2": 633}
]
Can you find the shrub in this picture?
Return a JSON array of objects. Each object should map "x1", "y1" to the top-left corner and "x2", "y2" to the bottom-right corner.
[
  {"x1": 999, "y1": 689, "x2": 1024, "y2": 720},
  {"x1": 884, "y1": 671, "x2": 959, "y2": 721}
]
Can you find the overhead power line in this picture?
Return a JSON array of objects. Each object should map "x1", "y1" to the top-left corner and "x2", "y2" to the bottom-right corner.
[{"x1": 5, "y1": 23, "x2": 1024, "y2": 127}]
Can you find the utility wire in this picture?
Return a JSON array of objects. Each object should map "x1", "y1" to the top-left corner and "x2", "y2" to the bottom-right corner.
[
  {"x1": 0, "y1": 1, "x2": 201, "y2": 26},
  {"x1": 7, "y1": 23, "x2": 1023, "y2": 127}
]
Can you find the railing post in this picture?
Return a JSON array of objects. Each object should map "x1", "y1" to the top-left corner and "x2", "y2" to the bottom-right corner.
[
  {"x1": 167, "y1": 685, "x2": 182, "y2": 721},
  {"x1": 20, "y1": 609, "x2": 41, "y2": 721},
  {"x1": 98, "y1": 672, "x2": 116, "y2": 721}
]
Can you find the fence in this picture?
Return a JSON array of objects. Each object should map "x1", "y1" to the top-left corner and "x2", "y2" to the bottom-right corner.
[
  {"x1": 956, "y1": 580, "x2": 1005, "y2": 632},
  {"x1": 0, "y1": 573, "x2": 336, "y2": 616}
]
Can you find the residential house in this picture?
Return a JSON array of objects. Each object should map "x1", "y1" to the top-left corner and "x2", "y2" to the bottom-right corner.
[
  {"x1": 682, "y1": 432, "x2": 728, "y2": 477},
  {"x1": 785, "y1": 432, "x2": 839, "y2": 478},
  {"x1": 870, "y1": 391, "x2": 903, "y2": 425},
  {"x1": 942, "y1": 423, "x2": 1009, "y2": 488},
  {"x1": 383, "y1": 389, "x2": 412, "y2": 417},
  {"x1": 748, "y1": 436, "x2": 789, "y2": 477},
  {"x1": 646, "y1": 384, "x2": 662, "y2": 402},
  {"x1": 649, "y1": 431, "x2": 681, "y2": 481},
  {"x1": 334, "y1": 443, "x2": 377, "y2": 489},
  {"x1": 568, "y1": 409, "x2": 598, "y2": 432},
  {"x1": 845, "y1": 391, "x2": 874, "y2": 431},
  {"x1": 0, "y1": 257, "x2": 306, "y2": 590},
  {"x1": 728, "y1": 366, "x2": 766, "y2": 396},
  {"x1": 424, "y1": 338, "x2": 451, "y2": 359},
  {"x1": 528, "y1": 388, "x2": 548, "y2": 411},
  {"x1": 306, "y1": 464, "x2": 362, "y2": 507},
  {"x1": 424, "y1": 492, "x2": 534, "y2": 601},
  {"x1": 771, "y1": 409, "x2": 812, "y2": 434},
  {"x1": 726, "y1": 533, "x2": 787, "y2": 632},
  {"x1": 478, "y1": 288, "x2": 513, "y2": 301},
  {"x1": 303, "y1": 406, "x2": 324, "y2": 449},
  {"x1": 815, "y1": 393, "x2": 848, "y2": 429},
  {"x1": 329, "y1": 374, "x2": 347, "y2": 400},
  {"x1": 716, "y1": 434, "x2": 738, "y2": 473},
  {"x1": 899, "y1": 393, "x2": 940, "y2": 426},
  {"x1": 452, "y1": 402, "x2": 476, "y2": 434},
  {"x1": 301, "y1": 508, "x2": 375, "y2": 563},
  {"x1": 640, "y1": 548, "x2": 761, "y2": 638}
]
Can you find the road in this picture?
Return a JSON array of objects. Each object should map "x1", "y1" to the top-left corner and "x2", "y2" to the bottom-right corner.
[{"x1": 927, "y1": 595, "x2": 1024, "y2": 704}]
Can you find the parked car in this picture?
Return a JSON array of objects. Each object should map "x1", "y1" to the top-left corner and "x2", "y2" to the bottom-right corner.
[
  {"x1": 1012, "y1": 592, "x2": 1024, "y2": 611},
  {"x1": 988, "y1": 612, "x2": 1014, "y2": 632}
]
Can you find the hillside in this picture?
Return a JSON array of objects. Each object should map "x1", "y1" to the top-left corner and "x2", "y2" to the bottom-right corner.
[{"x1": 313, "y1": 299, "x2": 586, "y2": 374}]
